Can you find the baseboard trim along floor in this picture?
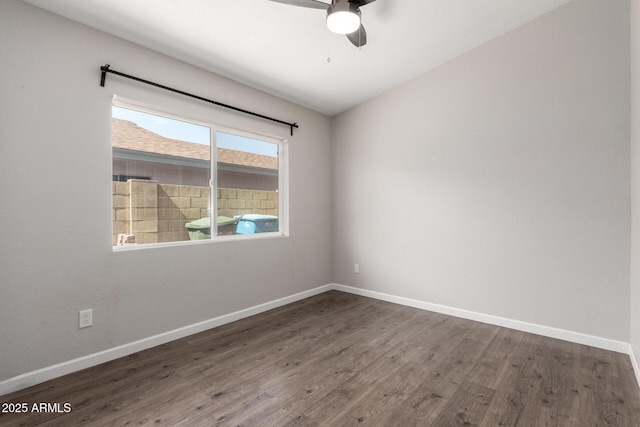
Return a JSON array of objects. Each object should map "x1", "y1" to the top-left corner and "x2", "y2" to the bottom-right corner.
[
  {"x1": 331, "y1": 284, "x2": 629, "y2": 352},
  {"x1": 1, "y1": 282, "x2": 638, "y2": 396},
  {"x1": 330, "y1": 284, "x2": 640, "y2": 391},
  {"x1": 0, "y1": 285, "x2": 332, "y2": 396}
]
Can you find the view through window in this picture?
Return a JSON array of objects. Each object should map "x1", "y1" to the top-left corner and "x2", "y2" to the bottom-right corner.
[{"x1": 112, "y1": 101, "x2": 285, "y2": 247}]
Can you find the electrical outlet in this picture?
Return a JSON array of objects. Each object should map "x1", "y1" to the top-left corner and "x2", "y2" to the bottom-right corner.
[
  {"x1": 354, "y1": 263, "x2": 360, "y2": 274},
  {"x1": 79, "y1": 309, "x2": 93, "y2": 328}
]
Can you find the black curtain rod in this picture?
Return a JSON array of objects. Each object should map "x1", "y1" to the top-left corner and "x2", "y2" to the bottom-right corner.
[{"x1": 100, "y1": 64, "x2": 298, "y2": 136}]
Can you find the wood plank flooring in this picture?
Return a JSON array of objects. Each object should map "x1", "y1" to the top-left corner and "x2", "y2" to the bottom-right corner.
[{"x1": 1, "y1": 291, "x2": 639, "y2": 426}]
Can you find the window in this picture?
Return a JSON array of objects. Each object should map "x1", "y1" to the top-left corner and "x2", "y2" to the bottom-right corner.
[{"x1": 112, "y1": 98, "x2": 287, "y2": 247}]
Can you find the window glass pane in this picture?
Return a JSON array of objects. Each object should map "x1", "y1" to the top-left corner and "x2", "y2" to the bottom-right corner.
[
  {"x1": 112, "y1": 106, "x2": 211, "y2": 246},
  {"x1": 216, "y1": 131, "x2": 279, "y2": 236}
]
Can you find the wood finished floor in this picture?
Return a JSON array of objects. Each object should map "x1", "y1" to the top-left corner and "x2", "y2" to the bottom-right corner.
[{"x1": 2, "y1": 291, "x2": 640, "y2": 426}]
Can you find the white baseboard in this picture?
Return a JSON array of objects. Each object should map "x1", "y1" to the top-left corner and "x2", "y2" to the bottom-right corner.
[
  {"x1": 3, "y1": 283, "x2": 638, "y2": 397},
  {"x1": 331, "y1": 283, "x2": 640, "y2": 387},
  {"x1": 0, "y1": 285, "x2": 332, "y2": 397},
  {"x1": 331, "y1": 284, "x2": 640, "y2": 388},
  {"x1": 330, "y1": 283, "x2": 631, "y2": 353},
  {"x1": 352, "y1": 284, "x2": 640, "y2": 389}
]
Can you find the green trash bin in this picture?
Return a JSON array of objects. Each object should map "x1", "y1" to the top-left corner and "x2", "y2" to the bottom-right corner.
[{"x1": 185, "y1": 216, "x2": 236, "y2": 240}]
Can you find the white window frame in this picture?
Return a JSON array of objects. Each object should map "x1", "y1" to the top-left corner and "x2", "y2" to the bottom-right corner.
[{"x1": 112, "y1": 96, "x2": 289, "y2": 250}]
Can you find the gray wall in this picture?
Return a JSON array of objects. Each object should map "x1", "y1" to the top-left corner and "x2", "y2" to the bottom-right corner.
[
  {"x1": 631, "y1": 0, "x2": 640, "y2": 370},
  {"x1": 0, "y1": 0, "x2": 332, "y2": 382},
  {"x1": 331, "y1": 0, "x2": 631, "y2": 341}
]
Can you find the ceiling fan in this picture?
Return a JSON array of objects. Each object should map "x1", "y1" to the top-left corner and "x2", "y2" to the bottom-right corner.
[{"x1": 268, "y1": 0, "x2": 377, "y2": 47}]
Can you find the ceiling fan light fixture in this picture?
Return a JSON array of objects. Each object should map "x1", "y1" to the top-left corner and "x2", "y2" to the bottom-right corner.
[{"x1": 326, "y1": 2, "x2": 360, "y2": 35}]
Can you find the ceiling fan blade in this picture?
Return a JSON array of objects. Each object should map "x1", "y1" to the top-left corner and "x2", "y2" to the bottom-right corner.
[
  {"x1": 346, "y1": 24, "x2": 367, "y2": 47},
  {"x1": 349, "y1": 0, "x2": 377, "y2": 6},
  {"x1": 268, "y1": 0, "x2": 328, "y2": 10}
]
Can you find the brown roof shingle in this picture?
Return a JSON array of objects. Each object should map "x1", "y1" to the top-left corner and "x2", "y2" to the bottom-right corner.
[{"x1": 112, "y1": 118, "x2": 277, "y2": 170}]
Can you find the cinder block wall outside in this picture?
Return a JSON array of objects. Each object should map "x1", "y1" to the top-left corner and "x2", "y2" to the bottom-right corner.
[
  {"x1": 217, "y1": 188, "x2": 278, "y2": 219},
  {"x1": 113, "y1": 181, "x2": 131, "y2": 242},
  {"x1": 112, "y1": 180, "x2": 279, "y2": 245}
]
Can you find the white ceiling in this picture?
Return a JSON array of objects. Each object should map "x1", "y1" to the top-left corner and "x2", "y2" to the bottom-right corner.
[{"x1": 22, "y1": 0, "x2": 571, "y2": 116}]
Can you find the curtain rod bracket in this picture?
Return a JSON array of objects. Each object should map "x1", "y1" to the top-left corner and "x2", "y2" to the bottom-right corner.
[
  {"x1": 98, "y1": 64, "x2": 298, "y2": 135},
  {"x1": 100, "y1": 64, "x2": 110, "y2": 87}
]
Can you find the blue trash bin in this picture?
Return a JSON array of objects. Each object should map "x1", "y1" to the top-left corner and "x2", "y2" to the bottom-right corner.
[{"x1": 234, "y1": 214, "x2": 278, "y2": 234}]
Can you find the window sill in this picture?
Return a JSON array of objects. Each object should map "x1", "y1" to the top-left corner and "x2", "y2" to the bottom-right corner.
[{"x1": 112, "y1": 232, "x2": 288, "y2": 252}]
